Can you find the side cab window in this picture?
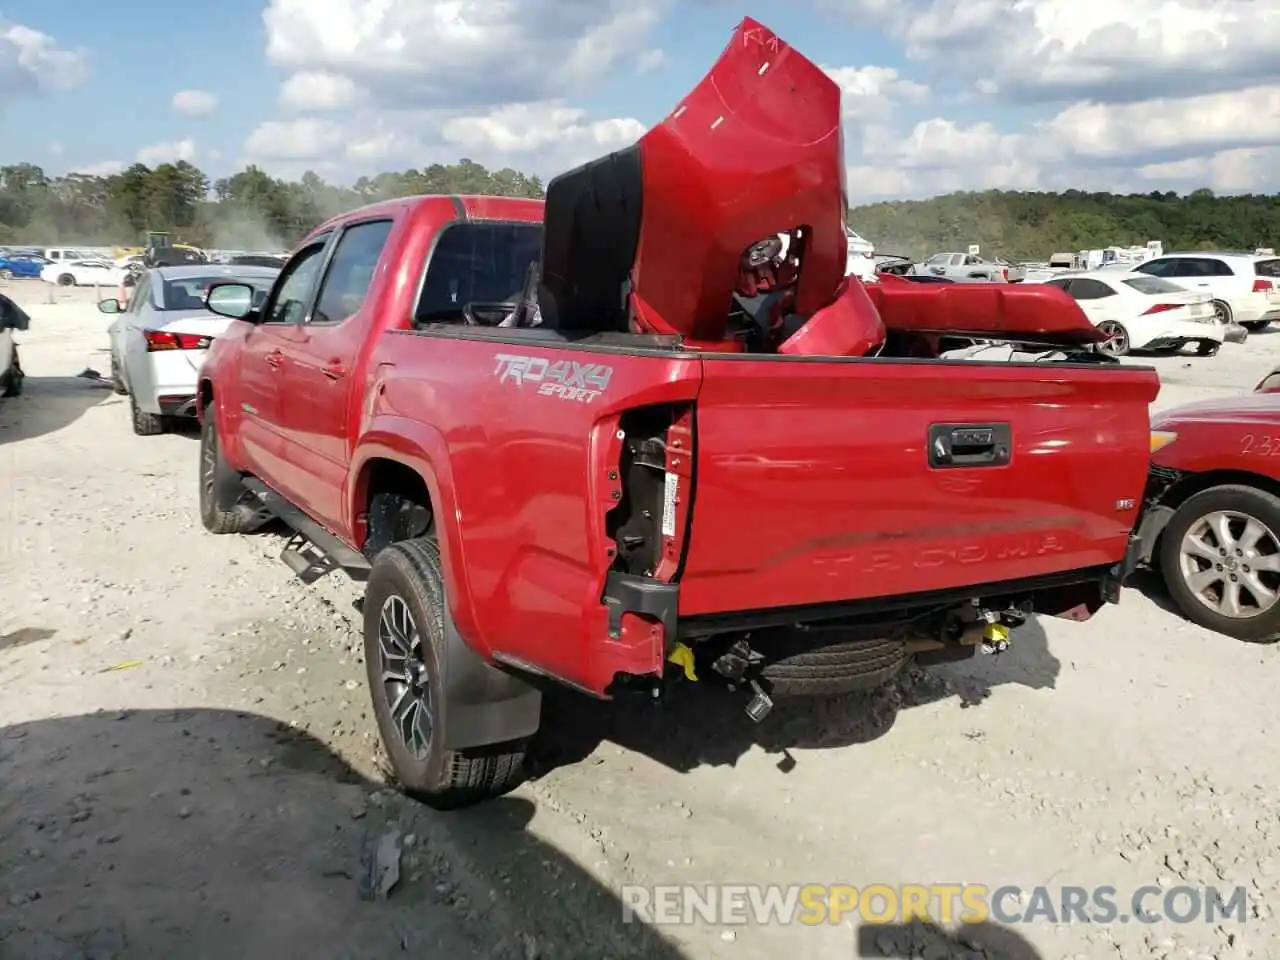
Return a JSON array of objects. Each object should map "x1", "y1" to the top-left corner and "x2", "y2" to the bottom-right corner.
[
  {"x1": 260, "y1": 235, "x2": 331, "y2": 325},
  {"x1": 1135, "y1": 258, "x2": 1177, "y2": 278},
  {"x1": 309, "y1": 220, "x2": 395, "y2": 325}
]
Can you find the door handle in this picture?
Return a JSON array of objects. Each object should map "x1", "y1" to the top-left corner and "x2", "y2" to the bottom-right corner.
[
  {"x1": 265, "y1": 349, "x2": 283, "y2": 369},
  {"x1": 322, "y1": 360, "x2": 346, "y2": 380},
  {"x1": 928, "y1": 423, "x2": 1012, "y2": 468}
]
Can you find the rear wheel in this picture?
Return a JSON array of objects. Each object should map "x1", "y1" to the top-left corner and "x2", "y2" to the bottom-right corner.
[
  {"x1": 56, "y1": 273, "x2": 75, "y2": 287},
  {"x1": 1159, "y1": 485, "x2": 1280, "y2": 642},
  {"x1": 129, "y1": 394, "x2": 165, "y2": 436},
  {"x1": 363, "y1": 537, "x2": 527, "y2": 808},
  {"x1": 1097, "y1": 320, "x2": 1130, "y2": 357},
  {"x1": 0, "y1": 269, "x2": 12, "y2": 281}
]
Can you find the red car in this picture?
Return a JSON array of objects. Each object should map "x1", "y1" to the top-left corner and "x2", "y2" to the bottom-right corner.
[
  {"x1": 1138, "y1": 372, "x2": 1280, "y2": 640},
  {"x1": 195, "y1": 18, "x2": 1159, "y2": 807}
]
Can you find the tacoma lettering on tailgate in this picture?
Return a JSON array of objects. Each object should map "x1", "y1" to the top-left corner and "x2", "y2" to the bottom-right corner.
[{"x1": 493, "y1": 353, "x2": 613, "y2": 403}]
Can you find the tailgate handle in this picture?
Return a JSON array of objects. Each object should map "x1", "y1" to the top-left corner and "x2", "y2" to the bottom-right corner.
[{"x1": 928, "y1": 423, "x2": 1011, "y2": 468}]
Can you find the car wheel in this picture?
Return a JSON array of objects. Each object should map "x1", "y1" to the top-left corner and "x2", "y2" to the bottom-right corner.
[
  {"x1": 1, "y1": 349, "x2": 23, "y2": 398},
  {"x1": 1242, "y1": 320, "x2": 1269, "y2": 331},
  {"x1": 129, "y1": 393, "x2": 165, "y2": 436},
  {"x1": 0, "y1": 269, "x2": 11, "y2": 281},
  {"x1": 1159, "y1": 485, "x2": 1280, "y2": 642},
  {"x1": 199, "y1": 412, "x2": 251, "y2": 534},
  {"x1": 56, "y1": 273, "x2": 75, "y2": 287},
  {"x1": 362, "y1": 537, "x2": 527, "y2": 809},
  {"x1": 1196, "y1": 341, "x2": 1220, "y2": 357},
  {"x1": 1097, "y1": 320, "x2": 1130, "y2": 357},
  {"x1": 109, "y1": 354, "x2": 128, "y2": 395}
]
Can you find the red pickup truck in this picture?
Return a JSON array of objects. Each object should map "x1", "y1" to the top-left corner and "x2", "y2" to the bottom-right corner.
[{"x1": 196, "y1": 18, "x2": 1160, "y2": 807}]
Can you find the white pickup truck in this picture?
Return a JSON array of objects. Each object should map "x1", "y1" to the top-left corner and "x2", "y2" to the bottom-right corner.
[{"x1": 912, "y1": 252, "x2": 1024, "y2": 282}]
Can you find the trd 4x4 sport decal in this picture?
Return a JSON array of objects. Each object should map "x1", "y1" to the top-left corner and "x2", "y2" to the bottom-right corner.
[{"x1": 493, "y1": 353, "x2": 613, "y2": 404}]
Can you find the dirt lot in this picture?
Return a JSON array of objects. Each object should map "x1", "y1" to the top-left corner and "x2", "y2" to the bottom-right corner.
[{"x1": 2, "y1": 279, "x2": 1278, "y2": 960}]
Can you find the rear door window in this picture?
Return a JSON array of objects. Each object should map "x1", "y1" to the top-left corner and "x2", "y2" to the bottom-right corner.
[{"x1": 414, "y1": 222, "x2": 544, "y2": 326}]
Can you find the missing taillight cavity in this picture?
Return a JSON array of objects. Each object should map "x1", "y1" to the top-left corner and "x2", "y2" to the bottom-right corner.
[
  {"x1": 144, "y1": 330, "x2": 212, "y2": 351},
  {"x1": 605, "y1": 403, "x2": 695, "y2": 580}
]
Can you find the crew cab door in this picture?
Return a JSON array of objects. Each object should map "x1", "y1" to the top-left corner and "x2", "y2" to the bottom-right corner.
[
  {"x1": 239, "y1": 234, "x2": 331, "y2": 500},
  {"x1": 275, "y1": 217, "x2": 395, "y2": 529}
]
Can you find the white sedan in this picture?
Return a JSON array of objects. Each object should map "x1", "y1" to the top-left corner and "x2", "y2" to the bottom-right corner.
[
  {"x1": 100, "y1": 263, "x2": 279, "y2": 435},
  {"x1": 1042, "y1": 271, "x2": 1236, "y2": 357},
  {"x1": 42, "y1": 258, "x2": 125, "y2": 288}
]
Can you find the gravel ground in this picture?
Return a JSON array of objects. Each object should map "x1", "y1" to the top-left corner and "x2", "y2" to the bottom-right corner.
[{"x1": 2, "y1": 279, "x2": 1279, "y2": 960}]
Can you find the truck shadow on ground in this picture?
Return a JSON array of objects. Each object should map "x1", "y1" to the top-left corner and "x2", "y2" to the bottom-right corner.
[
  {"x1": 0, "y1": 376, "x2": 111, "y2": 446},
  {"x1": 855, "y1": 919, "x2": 1043, "y2": 959},
  {"x1": 0, "y1": 708, "x2": 686, "y2": 960},
  {"x1": 530, "y1": 618, "x2": 1058, "y2": 777}
]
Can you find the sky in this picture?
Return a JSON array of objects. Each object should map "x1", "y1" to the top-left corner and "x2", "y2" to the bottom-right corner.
[{"x1": 1, "y1": 0, "x2": 1279, "y2": 203}]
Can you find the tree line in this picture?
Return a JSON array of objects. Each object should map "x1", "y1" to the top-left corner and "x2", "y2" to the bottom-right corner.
[
  {"x1": 0, "y1": 159, "x2": 546, "y2": 251},
  {"x1": 1, "y1": 158, "x2": 1278, "y2": 260}
]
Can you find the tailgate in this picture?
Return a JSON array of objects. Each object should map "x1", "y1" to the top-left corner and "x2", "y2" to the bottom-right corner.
[{"x1": 676, "y1": 357, "x2": 1160, "y2": 615}]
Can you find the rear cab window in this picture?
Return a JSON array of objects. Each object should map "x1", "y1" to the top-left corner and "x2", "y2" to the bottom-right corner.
[
  {"x1": 1123, "y1": 276, "x2": 1183, "y2": 295},
  {"x1": 414, "y1": 221, "x2": 543, "y2": 326}
]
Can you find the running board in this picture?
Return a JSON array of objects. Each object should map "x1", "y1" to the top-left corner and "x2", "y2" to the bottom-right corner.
[{"x1": 242, "y1": 478, "x2": 371, "y2": 584}]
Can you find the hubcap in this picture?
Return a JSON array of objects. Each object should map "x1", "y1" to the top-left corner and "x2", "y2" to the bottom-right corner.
[
  {"x1": 1098, "y1": 322, "x2": 1127, "y2": 356},
  {"x1": 1213, "y1": 303, "x2": 1228, "y2": 324},
  {"x1": 1179, "y1": 510, "x2": 1280, "y2": 619},
  {"x1": 377, "y1": 595, "x2": 433, "y2": 759}
]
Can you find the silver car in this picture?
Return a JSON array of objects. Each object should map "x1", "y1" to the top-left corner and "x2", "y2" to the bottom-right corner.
[{"x1": 100, "y1": 264, "x2": 279, "y2": 435}]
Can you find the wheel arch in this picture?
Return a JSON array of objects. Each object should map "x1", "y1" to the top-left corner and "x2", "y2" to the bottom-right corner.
[{"x1": 1141, "y1": 468, "x2": 1280, "y2": 565}]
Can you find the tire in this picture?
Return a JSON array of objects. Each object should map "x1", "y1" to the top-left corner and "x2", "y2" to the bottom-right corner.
[
  {"x1": 362, "y1": 538, "x2": 527, "y2": 808},
  {"x1": 56, "y1": 273, "x2": 75, "y2": 287},
  {"x1": 199, "y1": 413, "x2": 251, "y2": 534},
  {"x1": 1097, "y1": 320, "x2": 1130, "y2": 357},
  {"x1": 129, "y1": 393, "x2": 165, "y2": 436},
  {"x1": 109, "y1": 353, "x2": 128, "y2": 395},
  {"x1": 1242, "y1": 320, "x2": 1269, "y2": 331},
  {"x1": 1158, "y1": 484, "x2": 1280, "y2": 642},
  {"x1": 0, "y1": 269, "x2": 11, "y2": 281},
  {"x1": 1, "y1": 353, "x2": 22, "y2": 398},
  {"x1": 755, "y1": 630, "x2": 909, "y2": 696},
  {"x1": 1196, "y1": 341, "x2": 1220, "y2": 357}
]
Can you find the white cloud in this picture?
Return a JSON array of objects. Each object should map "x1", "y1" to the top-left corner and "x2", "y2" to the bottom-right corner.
[
  {"x1": 441, "y1": 101, "x2": 644, "y2": 155},
  {"x1": 69, "y1": 160, "x2": 126, "y2": 177},
  {"x1": 824, "y1": 65, "x2": 928, "y2": 121},
  {"x1": 278, "y1": 70, "x2": 364, "y2": 111},
  {"x1": 829, "y1": 0, "x2": 1280, "y2": 104},
  {"x1": 261, "y1": 0, "x2": 669, "y2": 109},
  {"x1": 636, "y1": 49, "x2": 668, "y2": 74},
  {"x1": 243, "y1": 118, "x2": 348, "y2": 162},
  {"x1": 171, "y1": 89, "x2": 218, "y2": 116},
  {"x1": 137, "y1": 138, "x2": 197, "y2": 165},
  {"x1": 1044, "y1": 84, "x2": 1280, "y2": 160},
  {"x1": 0, "y1": 18, "x2": 87, "y2": 102}
]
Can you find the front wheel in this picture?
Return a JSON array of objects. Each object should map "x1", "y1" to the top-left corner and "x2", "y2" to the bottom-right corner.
[
  {"x1": 0, "y1": 269, "x2": 12, "y2": 281},
  {"x1": 1159, "y1": 485, "x2": 1280, "y2": 641},
  {"x1": 1097, "y1": 320, "x2": 1131, "y2": 357},
  {"x1": 363, "y1": 538, "x2": 527, "y2": 808},
  {"x1": 199, "y1": 413, "x2": 251, "y2": 534},
  {"x1": 56, "y1": 273, "x2": 75, "y2": 287}
]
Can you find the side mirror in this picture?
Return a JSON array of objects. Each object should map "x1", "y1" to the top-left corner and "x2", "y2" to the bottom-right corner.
[
  {"x1": 205, "y1": 282, "x2": 256, "y2": 320},
  {"x1": 98, "y1": 298, "x2": 121, "y2": 314}
]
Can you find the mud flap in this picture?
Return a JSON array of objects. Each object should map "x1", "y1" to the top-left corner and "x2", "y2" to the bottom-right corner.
[{"x1": 439, "y1": 614, "x2": 543, "y2": 751}]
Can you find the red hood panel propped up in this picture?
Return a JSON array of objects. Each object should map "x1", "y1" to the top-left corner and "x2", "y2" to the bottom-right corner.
[{"x1": 536, "y1": 18, "x2": 846, "y2": 341}]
